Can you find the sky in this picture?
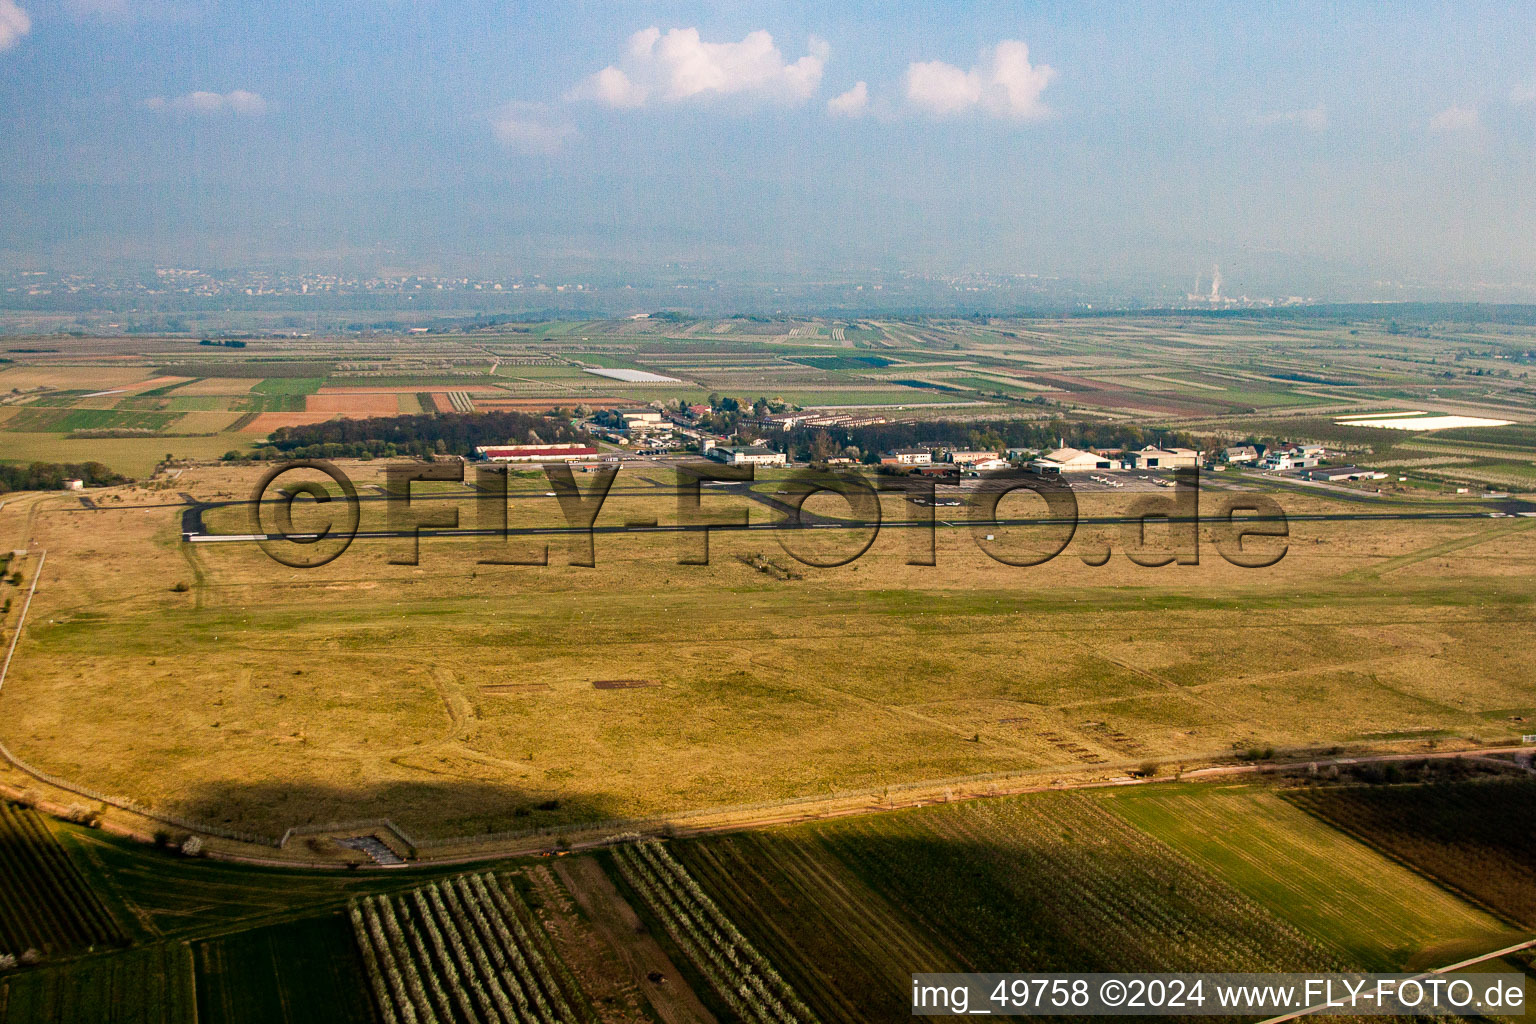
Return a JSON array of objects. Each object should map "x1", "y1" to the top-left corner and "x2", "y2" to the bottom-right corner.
[{"x1": 2, "y1": 1, "x2": 1536, "y2": 299}]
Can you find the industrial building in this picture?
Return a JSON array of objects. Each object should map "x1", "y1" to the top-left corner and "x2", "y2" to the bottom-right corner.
[
  {"x1": 1122, "y1": 445, "x2": 1200, "y2": 470},
  {"x1": 617, "y1": 408, "x2": 667, "y2": 433},
  {"x1": 947, "y1": 450, "x2": 1000, "y2": 467},
  {"x1": 1030, "y1": 447, "x2": 1118, "y2": 473},
  {"x1": 1262, "y1": 443, "x2": 1324, "y2": 470},
  {"x1": 1304, "y1": 465, "x2": 1388, "y2": 482},
  {"x1": 474, "y1": 443, "x2": 601, "y2": 462},
  {"x1": 1222, "y1": 445, "x2": 1260, "y2": 463}
]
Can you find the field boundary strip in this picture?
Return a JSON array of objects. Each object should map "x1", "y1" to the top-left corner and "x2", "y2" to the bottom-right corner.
[
  {"x1": 1254, "y1": 935, "x2": 1536, "y2": 1024},
  {"x1": 0, "y1": 549, "x2": 273, "y2": 846},
  {"x1": 0, "y1": 548, "x2": 44, "y2": 695}
]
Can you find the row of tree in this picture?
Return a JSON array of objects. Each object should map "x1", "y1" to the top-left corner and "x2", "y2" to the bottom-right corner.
[
  {"x1": 236, "y1": 411, "x2": 583, "y2": 461},
  {"x1": 0, "y1": 461, "x2": 127, "y2": 494},
  {"x1": 768, "y1": 419, "x2": 1202, "y2": 464}
]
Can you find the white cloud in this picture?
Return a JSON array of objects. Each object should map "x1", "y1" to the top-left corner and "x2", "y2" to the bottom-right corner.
[
  {"x1": 570, "y1": 26, "x2": 827, "y2": 108},
  {"x1": 490, "y1": 101, "x2": 576, "y2": 155},
  {"x1": 906, "y1": 40, "x2": 1055, "y2": 119},
  {"x1": 0, "y1": 0, "x2": 30, "y2": 52},
  {"x1": 143, "y1": 89, "x2": 268, "y2": 115},
  {"x1": 1428, "y1": 105, "x2": 1480, "y2": 132},
  {"x1": 1511, "y1": 80, "x2": 1536, "y2": 105},
  {"x1": 1256, "y1": 103, "x2": 1328, "y2": 130},
  {"x1": 826, "y1": 81, "x2": 868, "y2": 117},
  {"x1": 585, "y1": 65, "x2": 647, "y2": 109}
]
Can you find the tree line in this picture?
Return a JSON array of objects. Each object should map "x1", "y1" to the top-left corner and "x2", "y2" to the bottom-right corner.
[
  {"x1": 769, "y1": 419, "x2": 1201, "y2": 463},
  {"x1": 0, "y1": 461, "x2": 127, "y2": 495},
  {"x1": 227, "y1": 410, "x2": 583, "y2": 462}
]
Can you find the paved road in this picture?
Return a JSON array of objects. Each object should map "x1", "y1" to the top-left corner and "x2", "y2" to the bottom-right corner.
[
  {"x1": 183, "y1": 504, "x2": 1536, "y2": 544},
  {"x1": 175, "y1": 473, "x2": 1536, "y2": 543}
]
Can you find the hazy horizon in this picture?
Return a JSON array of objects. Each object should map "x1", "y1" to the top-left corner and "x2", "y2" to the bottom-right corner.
[{"x1": 4, "y1": 2, "x2": 1536, "y2": 303}]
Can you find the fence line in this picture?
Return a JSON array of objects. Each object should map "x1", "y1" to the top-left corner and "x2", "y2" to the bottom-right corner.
[
  {"x1": 0, "y1": 549, "x2": 275, "y2": 847},
  {"x1": 0, "y1": 548, "x2": 1204, "y2": 858}
]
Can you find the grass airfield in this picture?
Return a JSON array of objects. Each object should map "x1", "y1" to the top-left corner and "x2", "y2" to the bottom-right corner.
[
  {"x1": 2, "y1": 460, "x2": 1533, "y2": 842},
  {"x1": 1, "y1": 315, "x2": 1535, "y2": 1018}
]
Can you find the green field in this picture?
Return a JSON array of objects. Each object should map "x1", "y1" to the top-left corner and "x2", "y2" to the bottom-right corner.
[
  {"x1": 1284, "y1": 778, "x2": 1536, "y2": 927},
  {"x1": 192, "y1": 914, "x2": 375, "y2": 1024},
  {"x1": 785, "y1": 355, "x2": 896, "y2": 370},
  {"x1": 3, "y1": 314, "x2": 1531, "y2": 477},
  {"x1": 0, "y1": 433, "x2": 240, "y2": 475},
  {"x1": 0, "y1": 943, "x2": 196, "y2": 1024},
  {"x1": 1109, "y1": 784, "x2": 1519, "y2": 969},
  {"x1": 54, "y1": 824, "x2": 495, "y2": 942},
  {"x1": 250, "y1": 378, "x2": 325, "y2": 397},
  {"x1": 3, "y1": 410, "x2": 178, "y2": 433},
  {"x1": 650, "y1": 780, "x2": 1529, "y2": 1023},
  {"x1": 802, "y1": 790, "x2": 1335, "y2": 973},
  {"x1": 0, "y1": 803, "x2": 125, "y2": 960},
  {"x1": 2, "y1": 773, "x2": 1532, "y2": 1022}
]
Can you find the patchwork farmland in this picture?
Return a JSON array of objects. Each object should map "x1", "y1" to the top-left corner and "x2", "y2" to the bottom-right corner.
[
  {"x1": 0, "y1": 311, "x2": 1533, "y2": 1020},
  {"x1": 3, "y1": 775, "x2": 1530, "y2": 1024}
]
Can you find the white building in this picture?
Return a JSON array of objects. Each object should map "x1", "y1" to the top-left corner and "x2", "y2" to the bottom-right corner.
[
  {"x1": 1222, "y1": 445, "x2": 1260, "y2": 464},
  {"x1": 1123, "y1": 445, "x2": 1200, "y2": 470},
  {"x1": 475, "y1": 443, "x2": 601, "y2": 462},
  {"x1": 881, "y1": 448, "x2": 932, "y2": 466},
  {"x1": 618, "y1": 408, "x2": 667, "y2": 433},
  {"x1": 1263, "y1": 448, "x2": 1320, "y2": 471},
  {"x1": 947, "y1": 450, "x2": 1000, "y2": 467},
  {"x1": 1304, "y1": 465, "x2": 1388, "y2": 482},
  {"x1": 1031, "y1": 447, "x2": 1118, "y2": 473},
  {"x1": 709, "y1": 445, "x2": 787, "y2": 467}
]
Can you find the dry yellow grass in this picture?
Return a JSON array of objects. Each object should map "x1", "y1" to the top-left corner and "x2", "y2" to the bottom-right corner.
[
  {"x1": 168, "y1": 377, "x2": 260, "y2": 396},
  {"x1": 0, "y1": 365, "x2": 152, "y2": 391},
  {"x1": 168, "y1": 410, "x2": 247, "y2": 433},
  {"x1": 0, "y1": 461, "x2": 1531, "y2": 842}
]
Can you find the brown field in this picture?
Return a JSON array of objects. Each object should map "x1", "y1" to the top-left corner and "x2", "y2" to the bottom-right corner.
[
  {"x1": 0, "y1": 365, "x2": 152, "y2": 390},
  {"x1": 238, "y1": 411, "x2": 342, "y2": 433},
  {"x1": 115, "y1": 375, "x2": 194, "y2": 394},
  {"x1": 304, "y1": 392, "x2": 406, "y2": 416}
]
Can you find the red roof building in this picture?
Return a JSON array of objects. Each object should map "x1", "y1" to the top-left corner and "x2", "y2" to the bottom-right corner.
[{"x1": 475, "y1": 444, "x2": 601, "y2": 462}]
